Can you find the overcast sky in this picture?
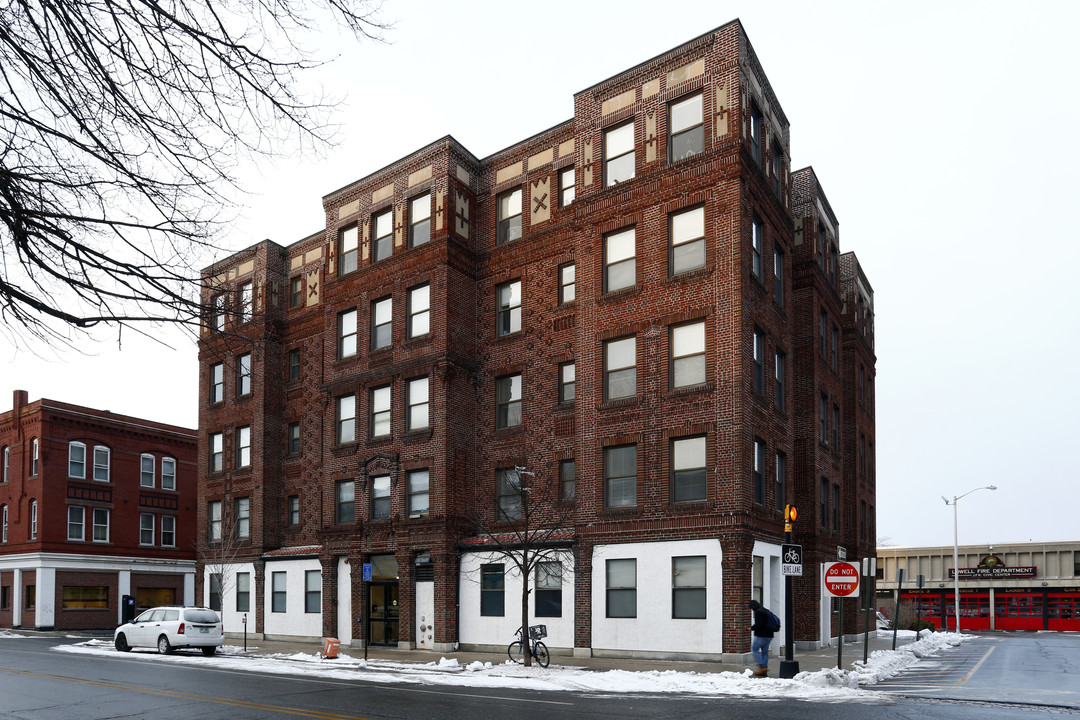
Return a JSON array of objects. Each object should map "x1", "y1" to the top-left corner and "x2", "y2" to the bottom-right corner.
[{"x1": 4, "y1": 1, "x2": 1078, "y2": 550}]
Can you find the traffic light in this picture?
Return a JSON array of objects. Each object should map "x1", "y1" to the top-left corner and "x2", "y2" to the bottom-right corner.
[{"x1": 785, "y1": 504, "x2": 797, "y2": 532}]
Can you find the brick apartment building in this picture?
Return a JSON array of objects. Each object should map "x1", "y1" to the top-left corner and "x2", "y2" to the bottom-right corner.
[
  {"x1": 1, "y1": 391, "x2": 198, "y2": 630},
  {"x1": 197, "y1": 20, "x2": 876, "y2": 661}
]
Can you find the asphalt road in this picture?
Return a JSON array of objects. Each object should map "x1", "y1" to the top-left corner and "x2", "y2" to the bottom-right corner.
[{"x1": 1, "y1": 634, "x2": 1076, "y2": 719}]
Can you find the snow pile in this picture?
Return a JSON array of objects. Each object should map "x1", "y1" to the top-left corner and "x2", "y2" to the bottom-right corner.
[
  {"x1": 797, "y1": 630, "x2": 967, "y2": 688},
  {"x1": 0, "y1": 630, "x2": 29, "y2": 639}
]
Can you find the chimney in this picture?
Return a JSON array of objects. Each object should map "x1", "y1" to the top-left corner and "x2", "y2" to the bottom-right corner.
[{"x1": 13, "y1": 389, "x2": 28, "y2": 413}]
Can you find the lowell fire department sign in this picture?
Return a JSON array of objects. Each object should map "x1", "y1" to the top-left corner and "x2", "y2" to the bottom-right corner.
[{"x1": 948, "y1": 554, "x2": 1037, "y2": 579}]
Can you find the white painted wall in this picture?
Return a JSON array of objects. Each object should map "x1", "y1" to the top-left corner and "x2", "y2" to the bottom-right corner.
[
  {"x1": 752, "y1": 539, "x2": 784, "y2": 657},
  {"x1": 205, "y1": 562, "x2": 256, "y2": 634},
  {"x1": 458, "y1": 549, "x2": 575, "y2": 650},
  {"x1": 336, "y1": 556, "x2": 353, "y2": 644},
  {"x1": 415, "y1": 580, "x2": 434, "y2": 650},
  {"x1": 262, "y1": 558, "x2": 323, "y2": 638},
  {"x1": 591, "y1": 539, "x2": 724, "y2": 655}
]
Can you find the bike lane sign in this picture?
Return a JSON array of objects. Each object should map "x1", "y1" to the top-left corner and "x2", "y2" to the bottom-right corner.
[{"x1": 782, "y1": 543, "x2": 803, "y2": 576}]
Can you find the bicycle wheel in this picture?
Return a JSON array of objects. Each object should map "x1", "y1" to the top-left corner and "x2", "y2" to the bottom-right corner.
[
  {"x1": 507, "y1": 641, "x2": 526, "y2": 664},
  {"x1": 534, "y1": 641, "x2": 550, "y2": 668}
]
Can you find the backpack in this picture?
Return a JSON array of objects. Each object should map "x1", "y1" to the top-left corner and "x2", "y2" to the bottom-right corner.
[{"x1": 764, "y1": 608, "x2": 781, "y2": 632}]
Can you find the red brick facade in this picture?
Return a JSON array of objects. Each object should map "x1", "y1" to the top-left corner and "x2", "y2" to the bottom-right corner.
[{"x1": 198, "y1": 21, "x2": 876, "y2": 657}]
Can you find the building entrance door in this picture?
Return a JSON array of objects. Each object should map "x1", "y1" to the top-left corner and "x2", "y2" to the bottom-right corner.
[{"x1": 368, "y1": 583, "x2": 399, "y2": 645}]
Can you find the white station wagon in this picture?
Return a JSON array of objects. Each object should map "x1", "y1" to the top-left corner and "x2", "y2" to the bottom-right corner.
[{"x1": 114, "y1": 606, "x2": 224, "y2": 655}]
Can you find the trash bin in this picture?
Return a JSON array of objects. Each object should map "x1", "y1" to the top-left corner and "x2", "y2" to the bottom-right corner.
[{"x1": 323, "y1": 637, "x2": 340, "y2": 659}]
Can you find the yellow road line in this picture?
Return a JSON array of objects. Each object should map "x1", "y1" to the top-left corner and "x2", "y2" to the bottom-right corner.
[{"x1": 956, "y1": 646, "x2": 995, "y2": 686}]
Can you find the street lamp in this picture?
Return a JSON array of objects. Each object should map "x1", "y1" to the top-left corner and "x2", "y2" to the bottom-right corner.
[{"x1": 941, "y1": 485, "x2": 997, "y2": 632}]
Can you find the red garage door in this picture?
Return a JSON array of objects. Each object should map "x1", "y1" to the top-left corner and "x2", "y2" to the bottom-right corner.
[
  {"x1": 1047, "y1": 593, "x2": 1080, "y2": 631},
  {"x1": 996, "y1": 593, "x2": 1043, "y2": 630}
]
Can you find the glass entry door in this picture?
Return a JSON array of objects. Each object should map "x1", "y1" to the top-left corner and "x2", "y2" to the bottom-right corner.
[{"x1": 368, "y1": 583, "x2": 399, "y2": 645}]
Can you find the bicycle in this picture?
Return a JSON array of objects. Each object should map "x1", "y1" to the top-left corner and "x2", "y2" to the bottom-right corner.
[{"x1": 507, "y1": 625, "x2": 549, "y2": 668}]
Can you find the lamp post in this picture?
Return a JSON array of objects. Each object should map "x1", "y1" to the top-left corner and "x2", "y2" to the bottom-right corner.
[{"x1": 941, "y1": 485, "x2": 997, "y2": 632}]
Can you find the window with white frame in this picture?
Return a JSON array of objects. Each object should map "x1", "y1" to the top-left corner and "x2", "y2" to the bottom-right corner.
[
  {"x1": 69, "y1": 441, "x2": 86, "y2": 478},
  {"x1": 670, "y1": 205, "x2": 705, "y2": 275},
  {"x1": 162, "y1": 457, "x2": 176, "y2": 490},
  {"x1": 604, "y1": 336, "x2": 636, "y2": 400},
  {"x1": 212, "y1": 294, "x2": 225, "y2": 333},
  {"x1": 496, "y1": 280, "x2": 521, "y2": 336},
  {"x1": 559, "y1": 362, "x2": 575, "y2": 403},
  {"x1": 140, "y1": 453, "x2": 155, "y2": 487},
  {"x1": 559, "y1": 166, "x2": 575, "y2": 206},
  {"x1": 480, "y1": 564, "x2": 504, "y2": 616},
  {"x1": 1, "y1": 504, "x2": 6, "y2": 543},
  {"x1": 339, "y1": 225, "x2": 358, "y2": 275},
  {"x1": 672, "y1": 436, "x2": 707, "y2": 503},
  {"x1": 30, "y1": 500, "x2": 37, "y2": 539},
  {"x1": 209, "y1": 432, "x2": 223, "y2": 473},
  {"x1": 604, "y1": 444, "x2": 637, "y2": 508},
  {"x1": 236, "y1": 572, "x2": 250, "y2": 612},
  {"x1": 559, "y1": 263, "x2": 575, "y2": 304},
  {"x1": 409, "y1": 194, "x2": 431, "y2": 247},
  {"x1": 373, "y1": 210, "x2": 393, "y2": 262},
  {"x1": 210, "y1": 362, "x2": 224, "y2": 403},
  {"x1": 235, "y1": 426, "x2": 251, "y2": 468},
  {"x1": 237, "y1": 353, "x2": 252, "y2": 396},
  {"x1": 495, "y1": 374, "x2": 522, "y2": 429},
  {"x1": 208, "y1": 500, "x2": 222, "y2": 541},
  {"x1": 92, "y1": 508, "x2": 109, "y2": 542},
  {"x1": 68, "y1": 506, "x2": 85, "y2": 540},
  {"x1": 407, "y1": 469, "x2": 429, "y2": 516},
  {"x1": 407, "y1": 376, "x2": 429, "y2": 431},
  {"x1": 238, "y1": 282, "x2": 253, "y2": 323},
  {"x1": 271, "y1": 571, "x2": 287, "y2": 612},
  {"x1": 336, "y1": 480, "x2": 354, "y2": 524},
  {"x1": 235, "y1": 497, "x2": 250, "y2": 538},
  {"x1": 604, "y1": 122, "x2": 635, "y2": 186},
  {"x1": 2, "y1": 446, "x2": 7, "y2": 483},
  {"x1": 338, "y1": 308, "x2": 358, "y2": 359},
  {"x1": 371, "y1": 296, "x2": 392, "y2": 350},
  {"x1": 497, "y1": 189, "x2": 522, "y2": 245},
  {"x1": 209, "y1": 573, "x2": 222, "y2": 611},
  {"x1": 496, "y1": 468, "x2": 522, "y2": 521},
  {"x1": 31, "y1": 437, "x2": 38, "y2": 476},
  {"x1": 672, "y1": 556, "x2": 706, "y2": 619},
  {"x1": 408, "y1": 284, "x2": 430, "y2": 338},
  {"x1": 606, "y1": 558, "x2": 636, "y2": 617},
  {"x1": 161, "y1": 515, "x2": 176, "y2": 547},
  {"x1": 371, "y1": 475, "x2": 390, "y2": 520},
  {"x1": 535, "y1": 562, "x2": 562, "y2": 617},
  {"x1": 336, "y1": 394, "x2": 356, "y2": 445},
  {"x1": 370, "y1": 385, "x2": 391, "y2": 438},
  {"x1": 305, "y1": 570, "x2": 321, "y2": 613},
  {"x1": 140, "y1": 512, "x2": 154, "y2": 545},
  {"x1": 671, "y1": 321, "x2": 705, "y2": 389},
  {"x1": 604, "y1": 227, "x2": 635, "y2": 292},
  {"x1": 669, "y1": 92, "x2": 704, "y2": 161}
]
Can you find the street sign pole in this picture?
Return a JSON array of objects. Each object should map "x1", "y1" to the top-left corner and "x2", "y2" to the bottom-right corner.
[
  {"x1": 779, "y1": 506, "x2": 800, "y2": 679},
  {"x1": 822, "y1": 561, "x2": 860, "y2": 670}
]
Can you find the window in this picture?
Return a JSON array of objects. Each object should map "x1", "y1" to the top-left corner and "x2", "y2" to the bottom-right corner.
[
  {"x1": 0, "y1": 585, "x2": 7, "y2": 609},
  {"x1": 30, "y1": 437, "x2": 38, "y2": 476},
  {"x1": 672, "y1": 436, "x2": 707, "y2": 503},
  {"x1": 751, "y1": 215, "x2": 764, "y2": 280},
  {"x1": 604, "y1": 444, "x2": 637, "y2": 508},
  {"x1": 559, "y1": 362, "x2": 575, "y2": 403},
  {"x1": 753, "y1": 438, "x2": 766, "y2": 505},
  {"x1": 670, "y1": 321, "x2": 705, "y2": 390},
  {"x1": 236, "y1": 352, "x2": 252, "y2": 396},
  {"x1": 496, "y1": 468, "x2": 522, "y2": 521},
  {"x1": 371, "y1": 296, "x2": 392, "y2": 350},
  {"x1": 62, "y1": 586, "x2": 108, "y2": 610},
  {"x1": 408, "y1": 284, "x2": 430, "y2": 338},
  {"x1": 407, "y1": 469, "x2": 429, "y2": 516},
  {"x1": 1, "y1": 504, "x2": 6, "y2": 543},
  {"x1": 371, "y1": 475, "x2": 391, "y2": 520},
  {"x1": 305, "y1": 570, "x2": 322, "y2": 613},
  {"x1": 290, "y1": 275, "x2": 303, "y2": 307},
  {"x1": 832, "y1": 404, "x2": 840, "y2": 450},
  {"x1": 140, "y1": 513, "x2": 154, "y2": 545},
  {"x1": 496, "y1": 189, "x2": 522, "y2": 245},
  {"x1": 407, "y1": 376, "x2": 429, "y2": 431},
  {"x1": 140, "y1": 453, "x2": 155, "y2": 487},
  {"x1": 773, "y1": 141, "x2": 784, "y2": 199},
  {"x1": 604, "y1": 227, "x2": 636, "y2": 292},
  {"x1": 336, "y1": 394, "x2": 356, "y2": 445},
  {"x1": 288, "y1": 348, "x2": 301, "y2": 381},
  {"x1": 370, "y1": 385, "x2": 391, "y2": 438},
  {"x1": 670, "y1": 205, "x2": 705, "y2": 275},
  {"x1": 604, "y1": 122, "x2": 635, "y2": 186},
  {"x1": 68, "y1": 506, "x2": 85, "y2": 540},
  {"x1": 775, "y1": 451, "x2": 787, "y2": 512},
  {"x1": 238, "y1": 282, "x2": 252, "y2": 323},
  {"x1": 606, "y1": 558, "x2": 636, "y2": 617},
  {"x1": 480, "y1": 564, "x2": 505, "y2": 616},
  {"x1": 235, "y1": 497, "x2": 250, "y2": 538},
  {"x1": 672, "y1": 556, "x2": 706, "y2": 619},
  {"x1": 819, "y1": 310, "x2": 828, "y2": 360},
  {"x1": 1, "y1": 446, "x2": 7, "y2": 483},
  {"x1": 208, "y1": 500, "x2": 222, "y2": 541},
  {"x1": 210, "y1": 362, "x2": 224, "y2": 403},
  {"x1": 495, "y1": 374, "x2": 522, "y2": 429},
  {"x1": 752, "y1": 556, "x2": 764, "y2": 605},
  {"x1": 336, "y1": 480, "x2": 355, "y2": 524},
  {"x1": 236, "y1": 572, "x2": 250, "y2": 612},
  {"x1": 288, "y1": 496, "x2": 300, "y2": 526},
  {"x1": 560, "y1": 166, "x2": 575, "y2": 206},
  {"x1": 235, "y1": 425, "x2": 251, "y2": 468},
  {"x1": 211, "y1": 294, "x2": 226, "y2": 333},
  {"x1": 496, "y1": 280, "x2": 522, "y2": 336},
  {"x1": 833, "y1": 484, "x2": 840, "y2": 531},
  {"x1": 559, "y1": 263, "x2": 575, "y2": 304},
  {"x1": 162, "y1": 457, "x2": 176, "y2": 490},
  {"x1": 373, "y1": 210, "x2": 392, "y2": 263},
  {"x1": 209, "y1": 573, "x2": 222, "y2": 611},
  {"x1": 89, "y1": 446, "x2": 109, "y2": 483},
  {"x1": 831, "y1": 325, "x2": 839, "y2": 371},
  {"x1": 536, "y1": 562, "x2": 563, "y2": 617},
  {"x1": 271, "y1": 572, "x2": 286, "y2": 613},
  {"x1": 605, "y1": 336, "x2": 636, "y2": 400},
  {"x1": 670, "y1": 92, "x2": 704, "y2": 161},
  {"x1": 774, "y1": 350, "x2": 787, "y2": 411},
  {"x1": 749, "y1": 100, "x2": 764, "y2": 165},
  {"x1": 409, "y1": 194, "x2": 431, "y2": 247},
  {"x1": 338, "y1": 308, "x2": 358, "y2": 359},
  {"x1": 209, "y1": 432, "x2": 223, "y2": 472},
  {"x1": 29, "y1": 500, "x2": 37, "y2": 539},
  {"x1": 339, "y1": 225, "x2": 358, "y2": 274},
  {"x1": 288, "y1": 422, "x2": 300, "y2": 455},
  {"x1": 25, "y1": 585, "x2": 35, "y2": 609},
  {"x1": 820, "y1": 478, "x2": 829, "y2": 529},
  {"x1": 161, "y1": 515, "x2": 176, "y2": 547},
  {"x1": 774, "y1": 247, "x2": 785, "y2": 304},
  {"x1": 819, "y1": 393, "x2": 828, "y2": 445},
  {"x1": 559, "y1": 459, "x2": 576, "y2": 501},
  {"x1": 69, "y1": 441, "x2": 86, "y2": 478}
]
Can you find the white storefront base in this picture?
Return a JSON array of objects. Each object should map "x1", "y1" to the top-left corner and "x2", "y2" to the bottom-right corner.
[
  {"x1": 262, "y1": 558, "x2": 323, "y2": 639},
  {"x1": 205, "y1": 562, "x2": 256, "y2": 635},
  {"x1": 336, "y1": 556, "x2": 352, "y2": 645}
]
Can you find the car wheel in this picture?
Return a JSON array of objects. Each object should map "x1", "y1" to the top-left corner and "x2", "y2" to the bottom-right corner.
[
  {"x1": 201, "y1": 646, "x2": 216, "y2": 657},
  {"x1": 115, "y1": 634, "x2": 131, "y2": 652},
  {"x1": 157, "y1": 635, "x2": 173, "y2": 655}
]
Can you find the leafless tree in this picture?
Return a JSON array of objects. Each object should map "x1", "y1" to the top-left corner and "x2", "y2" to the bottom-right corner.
[
  {"x1": 198, "y1": 498, "x2": 247, "y2": 618},
  {"x1": 0, "y1": 0, "x2": 387, "y2": 349}
]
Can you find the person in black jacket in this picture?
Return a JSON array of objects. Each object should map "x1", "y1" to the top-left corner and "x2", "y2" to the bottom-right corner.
[{"x1": 749, "y1": 599, "x2": 774, "y2": 676}]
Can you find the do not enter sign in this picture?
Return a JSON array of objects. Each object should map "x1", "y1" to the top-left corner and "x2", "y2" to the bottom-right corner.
[{"x1": 823, "y1": 561, "x2": 861, "y2": 597}]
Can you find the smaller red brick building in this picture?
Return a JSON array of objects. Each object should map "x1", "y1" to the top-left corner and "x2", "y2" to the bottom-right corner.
[{"x1": 1, "y1": 390, "x2": 198, "y2": 630}]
